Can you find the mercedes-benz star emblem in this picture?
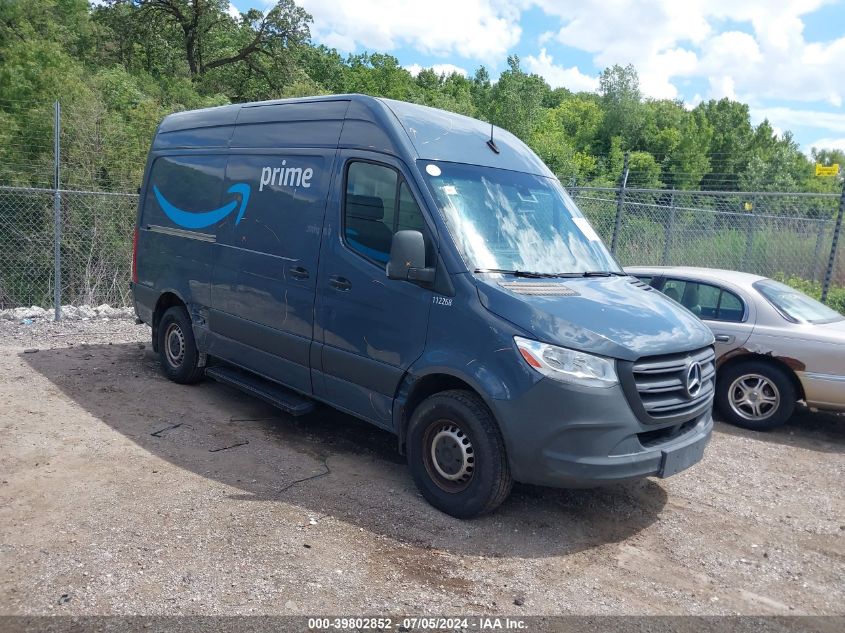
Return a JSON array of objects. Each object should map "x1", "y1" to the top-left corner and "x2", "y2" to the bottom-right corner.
[{"x1": 685, "y1": 361, "x2": 702, "y2": 398}]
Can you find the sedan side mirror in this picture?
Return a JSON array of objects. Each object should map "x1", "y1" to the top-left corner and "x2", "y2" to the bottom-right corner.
[{"x1": 387, "y1": 230, "x2": 435, "y2": 284}]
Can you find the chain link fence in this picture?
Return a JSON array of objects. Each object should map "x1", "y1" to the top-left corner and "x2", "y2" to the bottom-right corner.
[
  {"x1": 0, "y1": 101, "x2": 843, "y2": 313},
  {"x1": 0, "y1": 99, "x2": 144, "y2": 311},
  {"x1": 0, "y1": 186, "x2": 137, "y2": 309},
  {"x1": 571, "y1": 187, "x2": 844, "y2": 285}
]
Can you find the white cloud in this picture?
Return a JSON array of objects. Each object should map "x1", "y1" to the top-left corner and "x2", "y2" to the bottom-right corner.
[
  {"x1": 525, "y1": 0, "x2": 844, "y2": 107},
  {"x1": 405, "y1": 63, "x2": 469, "y2": 77},
  {"x1": 806, "y1": 137, "x2": 845, "y2": 153},
  {"x1": 227, "y1": 3, "x2": 240, "y2": 19},
  {"x1": 752, "y1": 107, "x2": 845, "y2": 135},
  {"x1": 293, "y1": 0, "x2": 845, "y2": 150},
  {"x1": 686, "y1": 94, "x2": 703, "y2": 110},
  {"x1": 299, "y1": 0, "x2": 521, "y2": 62},
  {"x1": 523, "y1": 48, "x2": 598, "y2": 92}
]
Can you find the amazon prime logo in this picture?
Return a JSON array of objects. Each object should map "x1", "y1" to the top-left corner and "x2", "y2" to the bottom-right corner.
[
  {"x1": 685, "y1": 361, "x2": 703, "y2": 398},
  {"x1": 154, "y1": 183, "x2": 250, "y2": 230}
]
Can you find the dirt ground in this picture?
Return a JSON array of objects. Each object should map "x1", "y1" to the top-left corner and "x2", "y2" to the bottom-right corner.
[{"x1": 0, "y1": 317, "x2": 843, "y2": 617}]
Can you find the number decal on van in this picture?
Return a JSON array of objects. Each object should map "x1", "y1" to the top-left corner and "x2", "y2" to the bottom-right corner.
[{"x1": 433, "y1": 296, "x2": 453, "y2": 306}]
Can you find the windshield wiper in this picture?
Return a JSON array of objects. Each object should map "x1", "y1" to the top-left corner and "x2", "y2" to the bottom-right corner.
[
  {"x1": 473, "y1": 268, "x2": 552, "y2": 278},
  {"x1": 474, "y1": 269, "x2": 626, "y2": 279}
]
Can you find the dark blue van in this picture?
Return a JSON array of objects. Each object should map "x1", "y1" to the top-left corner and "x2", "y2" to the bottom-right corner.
[{"x1": 131, "y1": 95, "x2": 715, "y2": 518}]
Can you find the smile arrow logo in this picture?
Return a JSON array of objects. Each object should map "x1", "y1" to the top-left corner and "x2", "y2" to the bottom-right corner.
[{"x1": 153, "y1": 183, "x2": 251, "y2": 229}]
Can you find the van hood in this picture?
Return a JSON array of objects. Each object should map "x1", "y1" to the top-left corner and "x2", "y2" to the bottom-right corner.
[{"x1": 475, "y1": 275, "x2": 714, "y2": 361}]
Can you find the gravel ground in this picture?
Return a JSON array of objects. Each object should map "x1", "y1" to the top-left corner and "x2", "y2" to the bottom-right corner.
[{"x1": 0, "y1": 316, "x2": 843, "y2": 617}]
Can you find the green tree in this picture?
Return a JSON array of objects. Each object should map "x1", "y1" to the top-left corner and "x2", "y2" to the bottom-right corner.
[
  {"x1": 806, "y1": 148, "x2": 845, "y2": 192},
  {"x1": 342, "y1": 53, "x2": 419, "y2": 100},
  {"x1": 694, "y1": 98, "x2": 753, "y2": 190},
  {"x1": 740, "y1": 126, "x2": 811, "y2": 192},
  {"x1": 487, "y1": 55, "x2": 549, "y2": 141},
  {"x1": 597, "y1": 63, "x2": 642, "y2": 152},
  {"x1": 106, "y1": 1, "x2": 311, "y2": 85}
]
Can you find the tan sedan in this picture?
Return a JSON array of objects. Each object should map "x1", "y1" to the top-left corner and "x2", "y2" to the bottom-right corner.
[{"x1": 627, "y1": 266, "x2": 845, "y2": 430}]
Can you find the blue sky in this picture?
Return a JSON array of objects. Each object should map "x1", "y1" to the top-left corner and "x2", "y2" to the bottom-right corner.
[{"x1": 231, "y1": 1, "x2": 845, "y2": 154}]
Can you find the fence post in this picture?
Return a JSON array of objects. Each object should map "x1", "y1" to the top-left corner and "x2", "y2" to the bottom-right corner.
[
  {"x1": 611, "y1": 152, "x2": 629, "y2": 255},
  {"x1": 53, "y1": 101, "x2": 62, "y2": 321},
  {"x1": 742, "y1": 194, "x2": 757, "y2": 271},
  {"x1": 662, "y1": 188, "x2": 676, "y2": 265},
  {"x1": 821, "y1": 180, "x2": 845, "y2": 304}
]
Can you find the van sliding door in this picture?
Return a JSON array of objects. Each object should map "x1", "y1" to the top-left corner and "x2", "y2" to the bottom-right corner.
[{"x1": 206, "y1": 150, "x2": 336, "y2": 394}]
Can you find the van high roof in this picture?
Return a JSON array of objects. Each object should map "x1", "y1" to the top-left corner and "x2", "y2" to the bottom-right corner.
[{"x1": 154, "y1": 94, "x2": 554, "y2": 177}]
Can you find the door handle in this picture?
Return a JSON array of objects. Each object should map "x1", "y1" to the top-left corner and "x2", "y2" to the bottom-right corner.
[
  {"x1": 290, "y1": 266, "x2": 309, "y2": 280},
  {"x1": 329, "y1": 275, "x2": 352, "y2": 291},
  {"x1": 715, "y1": 334, "x2": 734, "y2": 343}
]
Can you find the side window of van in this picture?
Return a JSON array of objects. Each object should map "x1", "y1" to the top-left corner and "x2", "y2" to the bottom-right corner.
[
  {"x1": 398, "y1": 181, "x2": 425, "y2": 232},
  {"x1": 344, "y1": 161, "x2": 429, "y2": 266}
]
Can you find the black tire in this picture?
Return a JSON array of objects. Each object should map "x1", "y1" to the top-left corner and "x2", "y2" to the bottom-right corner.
[
  {"x1": 406, "y1": 389, "x2": 512, "y2": 519},
  {"x1": 716, "y1": 360, "x2": 796, "y2": 430},
  {"x1": 157, "y1": 306, "x2": 204, "y2": 384}
]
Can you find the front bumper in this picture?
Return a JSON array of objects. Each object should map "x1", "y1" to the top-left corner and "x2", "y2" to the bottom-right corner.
[{"x1": 490, "y1": 378, "x2": 713, "y2": 488}]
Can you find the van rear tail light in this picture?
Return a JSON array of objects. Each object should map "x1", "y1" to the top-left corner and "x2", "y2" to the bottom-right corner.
[{"x1": 131, "y1": 226, "x2": 139, "y2": 284}]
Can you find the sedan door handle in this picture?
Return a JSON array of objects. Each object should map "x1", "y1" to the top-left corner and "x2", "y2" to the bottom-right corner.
[
  {"x1": 329, "y1": 275, "x2": 352, "y2": 291},
  {"x1": 290, "y1": 266, "x2": 309, "y2": 280},
  {"x1": 715, "y1": 334, "x2": 734, "y2": 343}
]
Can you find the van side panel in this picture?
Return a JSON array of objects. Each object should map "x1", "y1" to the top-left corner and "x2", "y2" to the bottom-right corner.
[
  {"x1": 206, "y1": 150, "x2": 336, "y2": 394},
  {"x1": 136, "y1": 154, "x2": 226, "y2": 311},
  {"x1": 231, "y1": 101, "x2": 348, "y2": 149}
]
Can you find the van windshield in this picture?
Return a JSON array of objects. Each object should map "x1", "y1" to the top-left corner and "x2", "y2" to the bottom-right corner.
[{"x1": 418, "y1": 161, "x2": 620, "y2": 276}]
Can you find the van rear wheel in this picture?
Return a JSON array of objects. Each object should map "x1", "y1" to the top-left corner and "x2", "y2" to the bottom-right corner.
[
  {"x1": 157, "y1": 306, "x2": 204, "y2": 384},
  {"x1": 407, "y1": 390, "x2": 512, "y2": 518}
]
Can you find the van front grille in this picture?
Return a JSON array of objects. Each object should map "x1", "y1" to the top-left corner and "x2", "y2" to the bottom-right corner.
[{"x1": 622, "y1": 346, "x2": 716, "y2": 423}]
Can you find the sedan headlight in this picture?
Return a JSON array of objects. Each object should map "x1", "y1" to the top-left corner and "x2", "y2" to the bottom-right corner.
[{"x1": 514, "y1": 336, "x2": 618, "y2": 388}]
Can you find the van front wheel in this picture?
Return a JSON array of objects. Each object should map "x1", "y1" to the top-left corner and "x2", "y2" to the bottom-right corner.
[
  {"x1": 407, "y1": 390, "x2": 512, "y2": 518},
  {"x1": 157, "y1": 306, "x2": 204, "y2": 384}
]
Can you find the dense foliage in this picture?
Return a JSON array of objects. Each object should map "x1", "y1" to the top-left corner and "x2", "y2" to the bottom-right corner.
[{"x1": 1, "y1": 0, "x2": 844, "y2": 193}]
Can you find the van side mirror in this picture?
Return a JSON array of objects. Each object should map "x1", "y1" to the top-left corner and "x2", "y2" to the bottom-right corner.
[{"x1": 387, "y1": 230, "x2": 435, "y2": 284}]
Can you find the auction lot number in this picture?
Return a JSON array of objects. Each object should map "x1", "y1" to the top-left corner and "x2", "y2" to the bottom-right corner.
[{"x1": 308, "y1": 617, "x2": 471, "y2": 630}]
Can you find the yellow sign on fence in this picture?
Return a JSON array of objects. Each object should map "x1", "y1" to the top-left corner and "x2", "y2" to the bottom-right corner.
[{"x1": 815, "y1": 163, "x2": 840, "y2": 176}]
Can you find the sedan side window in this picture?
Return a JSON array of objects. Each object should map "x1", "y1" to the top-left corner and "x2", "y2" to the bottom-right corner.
[
  {"x1": 662, "y1": 278, "x2": 745, "y2": 322},
  {"x1": 689, "y1": 283, "x2": 720, "y2": 319},
  {"x1": 716, "y1": 290, "x2": 745, "y2": 322},
  {"x1": 661, "y1": 279, "x2": 686, "y2": 304}
]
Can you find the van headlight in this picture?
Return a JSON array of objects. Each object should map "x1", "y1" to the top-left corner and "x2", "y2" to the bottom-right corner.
[{"x1": 514, "y1": 336, "x2": 618, "y2": 388}]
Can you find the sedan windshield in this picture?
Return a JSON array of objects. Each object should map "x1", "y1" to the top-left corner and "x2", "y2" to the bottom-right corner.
[
  {"x1": 754, "y1": 279, "x2": 843, "y2": 324},
  {"x1": 418, "y1": 161, "x2": 620, "y2": 276}
]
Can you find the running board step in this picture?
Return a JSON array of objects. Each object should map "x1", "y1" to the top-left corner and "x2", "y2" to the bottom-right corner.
[{"x1": 205, "y1": 365, "x2": 315, "y2": 417}]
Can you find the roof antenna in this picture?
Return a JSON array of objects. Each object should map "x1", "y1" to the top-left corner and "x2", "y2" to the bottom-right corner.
[{"x1": 487, "y1": 123, "x2": 500, "y2": 154}]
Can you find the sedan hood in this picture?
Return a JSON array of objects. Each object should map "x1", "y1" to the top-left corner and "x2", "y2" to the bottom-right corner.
[{"x1": 476, "y1": 275, "x2": 714, "y2": 361}]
